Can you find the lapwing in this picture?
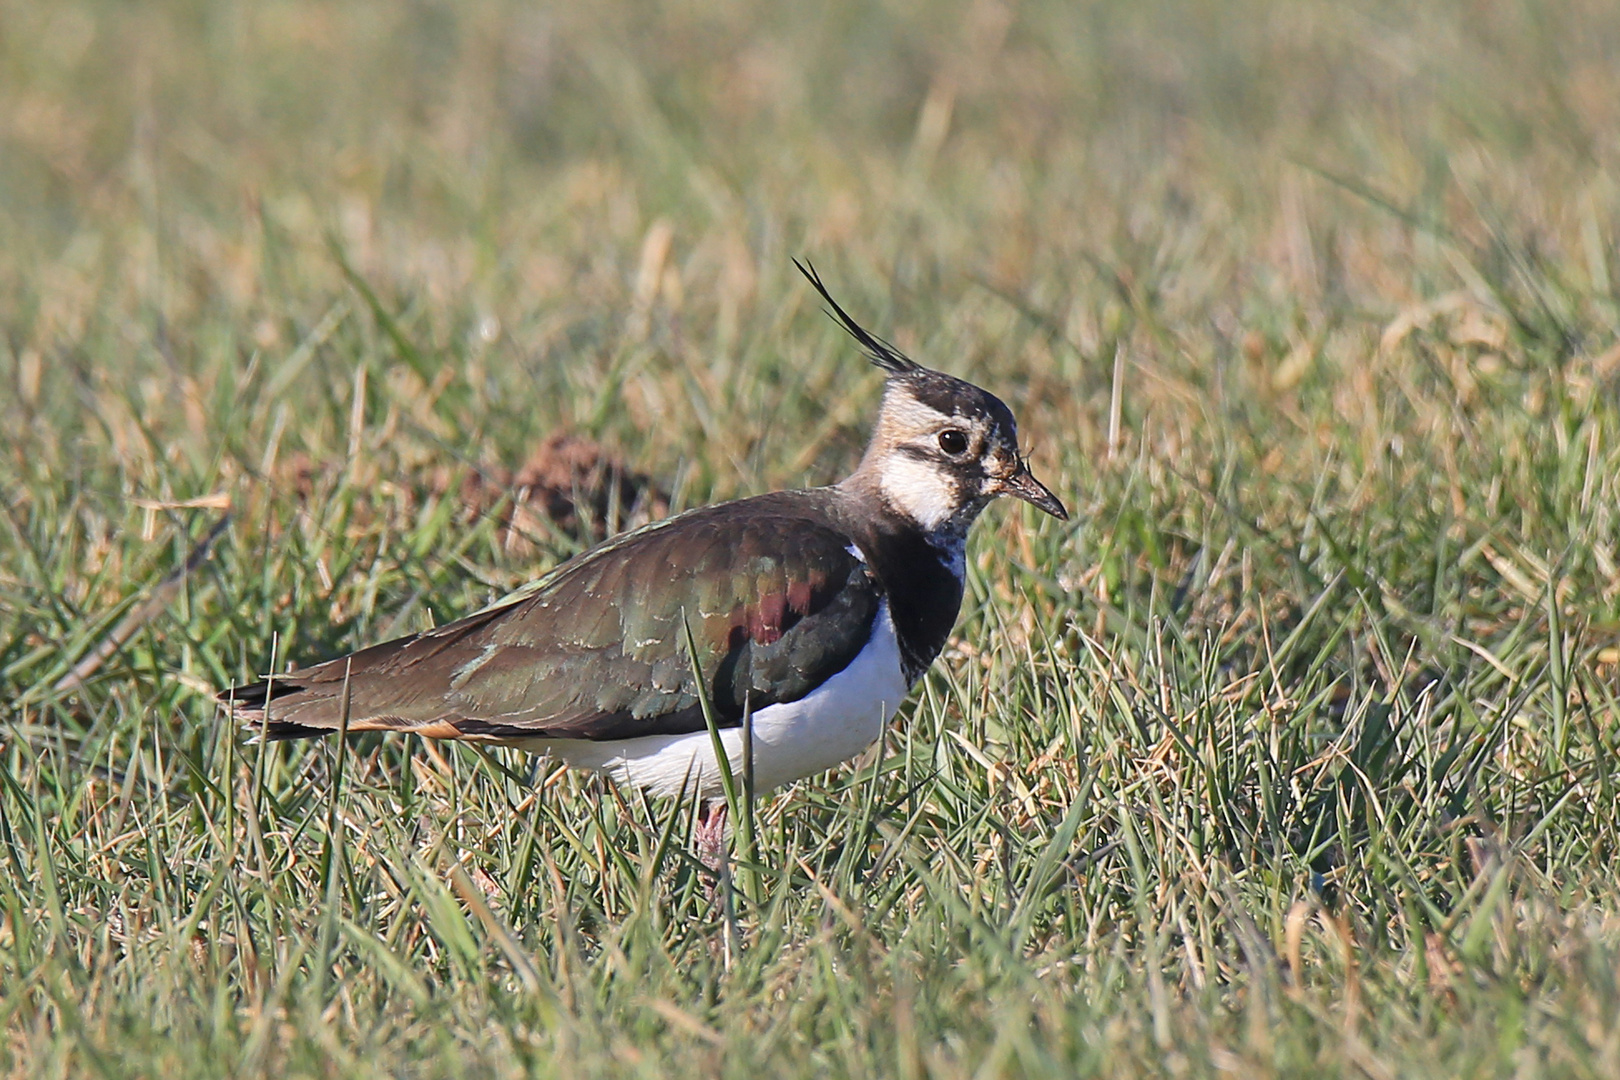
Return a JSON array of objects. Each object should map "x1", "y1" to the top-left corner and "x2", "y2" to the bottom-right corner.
[{"x1": 220, "y1": 263, "x2": 1066, "y2": 808}]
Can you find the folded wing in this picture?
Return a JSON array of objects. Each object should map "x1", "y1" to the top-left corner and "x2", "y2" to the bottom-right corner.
[{"x1": 222, "y1": 491, "x2": 881, "y2": 743}]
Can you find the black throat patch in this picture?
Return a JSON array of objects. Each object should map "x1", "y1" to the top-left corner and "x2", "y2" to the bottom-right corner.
[{"x1": 839, "y1": 511, "x2": 967, "y2": 684}]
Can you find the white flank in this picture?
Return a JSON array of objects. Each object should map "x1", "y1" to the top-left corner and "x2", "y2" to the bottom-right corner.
[
  {"x1": 515, "y1": 602, "x2": 909, "y2": 798},
  {"x1": 878, "y1": 454, "x2": 957, "y2": 532}
]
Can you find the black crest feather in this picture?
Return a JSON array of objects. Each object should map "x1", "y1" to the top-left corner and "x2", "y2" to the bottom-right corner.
[{"x1": 794, "y1": 259, "x2": 921, "y2": 376}]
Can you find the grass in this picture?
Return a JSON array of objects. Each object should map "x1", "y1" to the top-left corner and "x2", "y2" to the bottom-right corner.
[{"x1": 2, "y1": 0, "x2": 1620, "y2": 1075}]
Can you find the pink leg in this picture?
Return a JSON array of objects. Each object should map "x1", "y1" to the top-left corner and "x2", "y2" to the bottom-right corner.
[{"x1": 694, "y1": 801, "x2": 729, "y2": 871}]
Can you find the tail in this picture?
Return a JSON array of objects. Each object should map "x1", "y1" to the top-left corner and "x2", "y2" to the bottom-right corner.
[
  {"x1": 214, "y1": 630, "x2": 429, "y2": 741},
  {"x1": 214, "y1": 607, "x2": 512, "y2": 743},
  {"x1": 216, "y1": 675, "x2": 337, "y2": 741}
]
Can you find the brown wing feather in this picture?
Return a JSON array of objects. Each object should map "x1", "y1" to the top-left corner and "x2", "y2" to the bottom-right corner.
[{"x1": 221, "y1": 490, "x2": 883, "y2": 744}]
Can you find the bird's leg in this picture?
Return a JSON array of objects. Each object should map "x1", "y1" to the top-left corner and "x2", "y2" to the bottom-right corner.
[
  {"x1": 694, "y1": 800, "x2": 729, "y2": 872},
  {"x1": 694, "y1": 800, "x2": 739, "y2": 965}
]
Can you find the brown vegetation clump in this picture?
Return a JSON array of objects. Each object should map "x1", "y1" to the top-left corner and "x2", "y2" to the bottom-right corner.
[
  {"x1": 274, "y1": 433, "x2": 669, "y2": 548},
  {"x1": 480, "y1": 431, "x2": 670, "y2": 541}
]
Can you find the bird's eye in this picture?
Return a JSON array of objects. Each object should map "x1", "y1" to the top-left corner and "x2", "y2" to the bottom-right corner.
[{"x1": 937, "y1": 429, "x2": 968, "y2": 456}]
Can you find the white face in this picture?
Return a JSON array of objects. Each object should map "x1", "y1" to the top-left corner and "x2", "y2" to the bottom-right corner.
[
  {"x1": 867, "y1": 383, "x2": 1020, "y2": 535},
  {"x1": 878, "y1": 452, "x2": 961, "y2": 532}
]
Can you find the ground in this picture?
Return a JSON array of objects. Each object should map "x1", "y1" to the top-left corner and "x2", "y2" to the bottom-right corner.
[{"x1": 1, "y1": 0, "x2": 1619, "y2": 1076}]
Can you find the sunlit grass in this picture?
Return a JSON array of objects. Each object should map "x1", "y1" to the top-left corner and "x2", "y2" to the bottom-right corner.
[{"x1": 2, "y1": 0, "x2": 1619, "y2": 1075}]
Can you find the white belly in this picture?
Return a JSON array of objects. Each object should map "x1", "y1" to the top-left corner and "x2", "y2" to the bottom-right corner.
[{"x1": 515, "y1": 603, "x2": 910, "y2": 798}]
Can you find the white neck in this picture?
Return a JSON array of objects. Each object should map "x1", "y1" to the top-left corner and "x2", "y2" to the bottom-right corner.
[{"x1": 876, "y1": 454, "x2": 958, "y2": 532}]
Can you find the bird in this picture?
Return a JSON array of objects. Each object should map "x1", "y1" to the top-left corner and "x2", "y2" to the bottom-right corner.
[{"x1": 219, "y1": 262, "x2": 1066, "y2": 810}]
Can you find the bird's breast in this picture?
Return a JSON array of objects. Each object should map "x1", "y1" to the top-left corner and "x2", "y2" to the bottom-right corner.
[{"x1": 516, "y1": 601, "x2": 909, "y2": 797}]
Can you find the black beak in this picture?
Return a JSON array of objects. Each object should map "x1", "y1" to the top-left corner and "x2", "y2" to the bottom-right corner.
[{"x1": 989, "y1": 462, "x2": 1068, "y2": 520}]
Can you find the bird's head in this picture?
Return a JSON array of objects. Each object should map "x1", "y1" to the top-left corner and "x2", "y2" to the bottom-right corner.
[{"x1": 797, "y1": 261, "x2": 1068, "y2": 535}]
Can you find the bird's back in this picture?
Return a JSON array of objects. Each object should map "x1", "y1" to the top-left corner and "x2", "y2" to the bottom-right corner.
[{"x1": 225, "y1": 488, "x2": 892, "y2": 746}]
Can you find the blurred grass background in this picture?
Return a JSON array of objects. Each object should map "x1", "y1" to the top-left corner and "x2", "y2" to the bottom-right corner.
[{"x1": 2, "y1": 0, "x2": 1620, "y2": 1075}]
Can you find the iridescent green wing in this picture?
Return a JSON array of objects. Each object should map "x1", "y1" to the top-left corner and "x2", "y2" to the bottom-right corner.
[{"x1": 239, "y1": 491, "x2": 881, "y2": 741}]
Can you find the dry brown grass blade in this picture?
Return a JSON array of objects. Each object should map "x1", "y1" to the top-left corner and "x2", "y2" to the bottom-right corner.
[{"x1": 54, "y1": 514, "x2": 231, "y2": 694}]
